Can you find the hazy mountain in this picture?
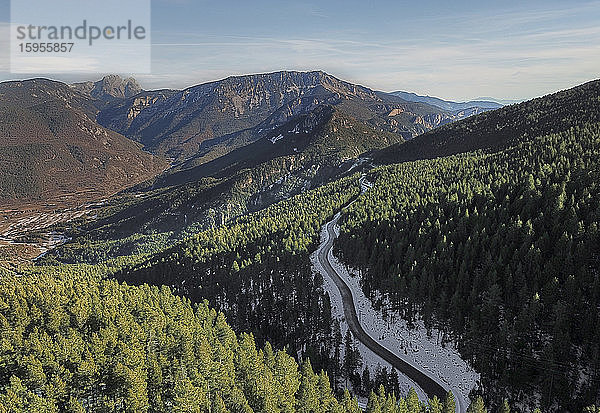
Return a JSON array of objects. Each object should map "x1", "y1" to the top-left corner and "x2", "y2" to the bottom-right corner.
[
  {"x1": 0, "y1": 78, "x2": 167, "y2": 207},
  {"x1": 474, "y1": 96, "x2": 523, "y2": 105},
  {"x1": 390, "y1": 90, "x2": 502, "y2": 111}
]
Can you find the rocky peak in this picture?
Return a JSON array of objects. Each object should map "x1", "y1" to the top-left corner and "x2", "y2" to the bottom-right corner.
[{"x1": 72, "y1": 75, "x2": 143, "y2": 100}]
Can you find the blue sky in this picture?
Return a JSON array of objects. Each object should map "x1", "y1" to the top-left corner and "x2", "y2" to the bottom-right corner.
[{"x1": 1, "y1": 0, "x2": 599, "y2": 101}]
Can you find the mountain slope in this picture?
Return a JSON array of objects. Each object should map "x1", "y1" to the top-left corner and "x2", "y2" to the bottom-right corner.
[
  {"x1": 47, "y1": 105, "x2": 403, "y2": 260},
  {"x1": 152, "y1": 105, "x2": 402, "y2": 189},
  {"x1": 0, "y1": 79, "x2": 167, "y2": 207}
]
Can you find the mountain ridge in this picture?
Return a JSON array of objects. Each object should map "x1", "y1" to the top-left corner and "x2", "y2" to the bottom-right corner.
[
  {"x1": 390, "y1": 90, "x2": 502, "y2": 111},
  {"x1": 376, "y1": 78, "x2": 600, "y2": 164},
  {"x1": 94, "y1": 70, "x2": 479, "y2": 164}
]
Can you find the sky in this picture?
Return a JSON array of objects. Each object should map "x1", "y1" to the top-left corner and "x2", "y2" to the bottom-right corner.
[{"x1": 0, "y1": 0, "x2": 599, "y2": 101}]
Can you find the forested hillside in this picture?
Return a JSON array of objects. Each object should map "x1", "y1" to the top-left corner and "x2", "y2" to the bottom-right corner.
[
  {"x1": 47, "y1": 106, "x2": 400, "y2": 263},
  {"x1": 0, "y1": 270, "x2": 466, "y2": 412},
  {"x1": 336, "y1": 118, "x2": 600, "y2": 408},
  {"x1": 116, "y1": 175, "x2": 361, "y2": 378}
]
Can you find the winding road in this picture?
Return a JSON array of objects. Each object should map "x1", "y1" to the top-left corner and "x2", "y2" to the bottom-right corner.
[{"x1": 316, "y1": 180, "x2": 450, "y2": 403}]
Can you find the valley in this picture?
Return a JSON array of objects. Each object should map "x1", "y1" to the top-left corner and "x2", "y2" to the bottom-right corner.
[
  {"x1": 0, "y1": 200, "x2": 107, "y2": 261},
  {"x1": 1, "y1": 71, "x2": 599, "y2": 413}
]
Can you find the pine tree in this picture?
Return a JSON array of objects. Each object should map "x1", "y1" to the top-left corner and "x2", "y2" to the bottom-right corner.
[
  {"x1": 407, "y1": 388, "x2": 421, "y2": 413},
  {"x1": 428, "y1": 396, "x2": 443, "y2": 413},
  {"x1": 341, "y1": 389, "x2": 361, "y2": 413},
  {"x1": 297, "y1": 360, "x2": 319, "y2": 413},
  {"x1": 443, "y1": 391, "x2": 456, "y2": 413},
  {"x1": 343, "y1": 331, "x2": 361, "y2": 387},
  {"x1": 498, "y1": 400, "x2": 510, "y2": 413},
  {"x1": 65, "y1": 397, "x2": 86, "y2": 413},
  {"x1": 467, "y1": 396, "x2": 487, "y2": 413},
  {"x1": 366, "y1": 390, "x2": 382, "y2": 413},
  {"x1": 397, "y1": 397, "x2": 409, "y2": 413},
  {"x1": 212, "y1": 393, "x2": 230, "y2": 413},
  {"x1": 362, "y1": 366, "x2": 372, "y2": 395},
  {"x1": 172, "y1": 375, "x2": 206, "y2": 413},
  {"x1": 389, "y1": 368, "x2": 400, "y2": 398}
]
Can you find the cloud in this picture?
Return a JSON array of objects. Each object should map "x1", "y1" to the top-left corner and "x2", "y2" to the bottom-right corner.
[
  {"x1": 2, "y1": 1, "x2": 600, "y2": 101},
  {"x1": 140, "y1": 17, "x2": 600, "y2": 100},
  {"x1": 0, "y1": 23, "x2": 9, "y2": 72}
]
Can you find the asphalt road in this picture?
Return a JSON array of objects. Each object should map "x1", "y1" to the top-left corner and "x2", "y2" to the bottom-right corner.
[{"x1": 317, "y1": 212, "x2": 448, "y2": 402}]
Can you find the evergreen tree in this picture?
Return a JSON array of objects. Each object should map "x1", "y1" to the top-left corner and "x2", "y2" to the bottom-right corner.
[
  {"x1": 467, "y1": 396, "x2": 487, "y2": 413},
  {"x1": 443, "y1": 392, "x2": 456, "y2": 413},
  {"x1": 366, "y1": 390, "x2": 382, "y2": 413},
  {"x1": 362, "y1": 366, "x2": 372, "y2": 395},
  {"x1": 407, "y1": 388, "x2": 421, "y2": 413},
  {"x1": 343, "y1": 331, "x2": 361, "y2": 387},
  {"x1": 498, "y1": 400, "x2": 510, "y2": 413}
]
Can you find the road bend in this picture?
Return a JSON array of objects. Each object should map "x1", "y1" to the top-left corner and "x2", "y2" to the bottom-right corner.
[{"x1": 317, "y1": 211, "x2": 449, "y2": 402}]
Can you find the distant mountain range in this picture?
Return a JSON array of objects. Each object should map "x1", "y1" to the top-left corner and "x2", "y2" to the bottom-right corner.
[
  {"x1": 390, "y1": 90, "x2": 504, "y2": 111},
  {"x1": 378, "y1": 79, "x2": 600, "y2": 164}
]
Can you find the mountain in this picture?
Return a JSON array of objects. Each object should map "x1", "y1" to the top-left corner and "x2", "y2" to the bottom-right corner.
[
  {"x1": 96, "y1": 71, "x2": 474, "y2": 163},
  {"x1": 475, "y1": 96, "x2": 523, "y2": 105},
  {"x1": 71, "y1": 74, "x2": 143, "y2": 101},
  {"x1": 39, "y1": 71, "x2": 511, "y2": 262},
  {"x1": 43, "y1": 71, "x2": 481, "y2": 257},
  {"x1": 46, "y1": 106, "x2": 404, "y2": 258},
  {"x1": 153, "y1": 105, "x2": 402, "y2": 189},
  {"x1": 376, "y1": 79, "x2": 600, "y2": 164},
  {"x1": 96, "y1": 88, "x2": 179, "y2": 133},
  {"x1": 0, "y1": 78, "x2": 167, "y2": 207},
  {"x1": 390, "y1": 90, "x2": 503, "y2": 111}
]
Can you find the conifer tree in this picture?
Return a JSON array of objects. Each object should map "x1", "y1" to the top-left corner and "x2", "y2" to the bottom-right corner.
[
  {"x1": 443, "y1": 392, "x2": 456, "y2": 413},
  {"x1": 498, "y1": 400, "x2": 510, "y2": 413},
  {"x1": 467, "y1": 396, "x2": 487, "y2": 413},
  {"x1": 407, "y1": 388, "x2": 421, "y2": 413}
]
